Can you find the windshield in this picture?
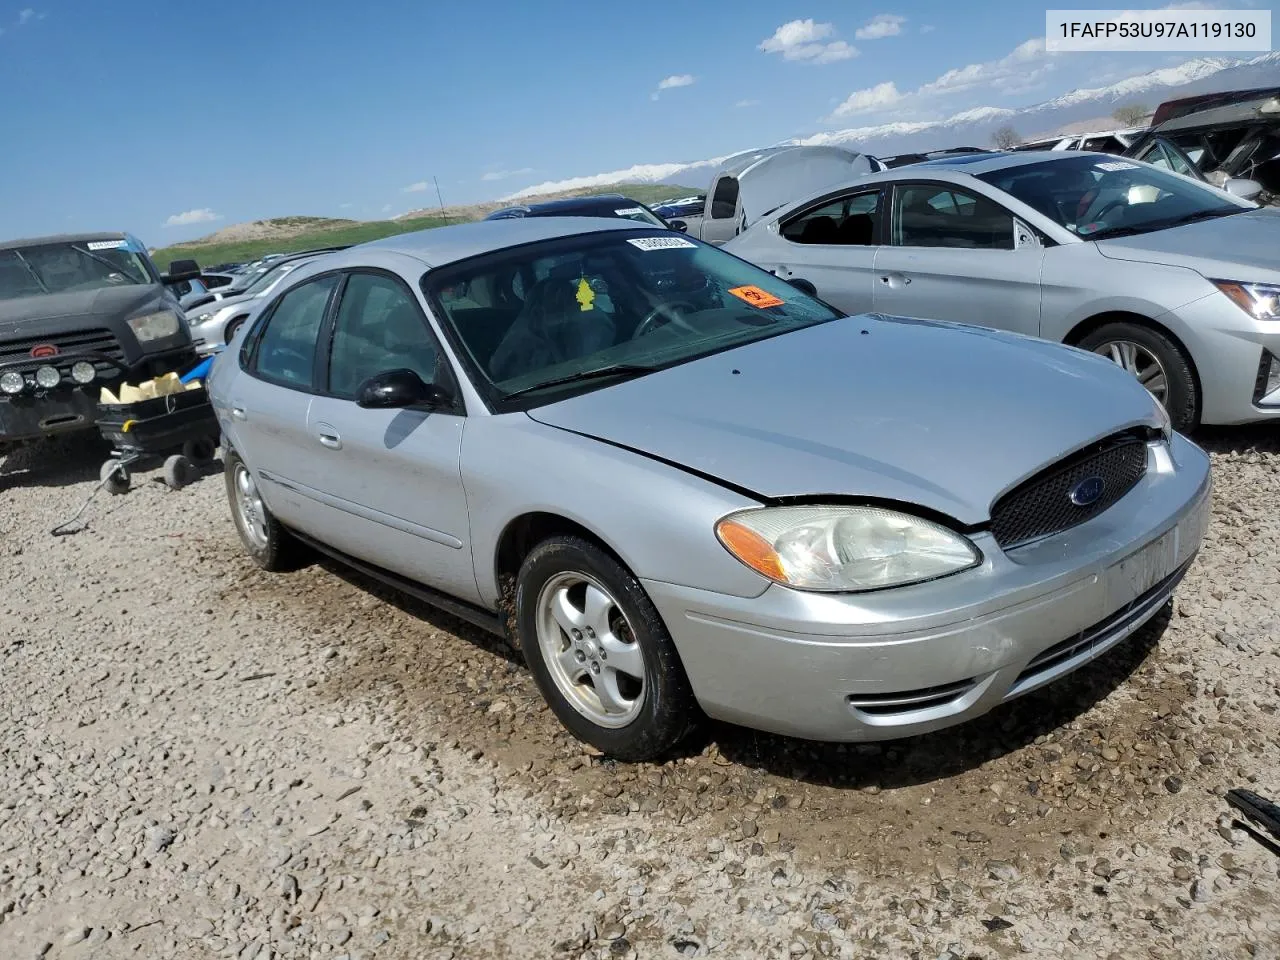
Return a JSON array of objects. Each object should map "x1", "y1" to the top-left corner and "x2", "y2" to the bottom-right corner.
[
  {"x1": 424, "y1": 229, "x2": 842, "y2": 410},
  {"x1": 978, "y1": 154, "x2": 1245, "y2": 240},
  {"x1": 244, "y1": 259, "x2": 306, "y2": 297},
  {"x1": 0, "y1": 239, "x2": 154, "y2": 301}
]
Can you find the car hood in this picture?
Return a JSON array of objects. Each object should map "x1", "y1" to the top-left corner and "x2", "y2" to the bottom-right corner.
[
  {"x1": 190, "y1": 291, "x2": 253, "y2": 315},
  {"x1": 526, "y1": 316, "x2": 1159, "y2": 526},
  {"x1": 1095, "y1": 207, "x2": 1280, "y2": 283},
  {"x1": 0, "y1": 285, "x2": 165, "y2": 332},
  {"x1": 736, "y1": 146, "x2": 874, "y2": 229}
]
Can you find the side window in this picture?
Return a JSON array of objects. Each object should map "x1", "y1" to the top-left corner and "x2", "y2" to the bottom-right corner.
[
  {"x1": 780, "y1": 190, "x2": 881, "y2": 245},
  {"x1": 1138, "y1": 143, "x2": 1172, "y2": 170},
  {"x1": 892, "y1": 184, "x2": 1015, "y2": 251},
  {"x1": 710, "y1": 177, "x2": 739, "y2": 219},
  {"x1": 253, "y1": 275, "x2": 338, "y2": 389},
  {"x1": 328, "y1": 273, "x2": 439, "y2": 399}
]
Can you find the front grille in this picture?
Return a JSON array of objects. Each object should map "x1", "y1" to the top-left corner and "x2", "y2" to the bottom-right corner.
[
  {"x1": 0, "y1": 327, "x2": 126, "y2": 377},
  {"x1": 990, "y1": 433, "x2": 1149, "y2": 549}
]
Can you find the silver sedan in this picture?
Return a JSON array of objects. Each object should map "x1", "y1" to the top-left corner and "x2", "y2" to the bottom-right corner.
[
  {"x1": 208, "y1": 217, "x2": 1210, "y2": 761},
  {"x1": 724, "y1": 151, "x2": 1280, "y2": 432}
]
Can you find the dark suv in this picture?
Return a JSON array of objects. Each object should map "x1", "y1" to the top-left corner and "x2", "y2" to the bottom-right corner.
[{"x1": 0, "y1": 232, "x2": 199, "y2": 450}]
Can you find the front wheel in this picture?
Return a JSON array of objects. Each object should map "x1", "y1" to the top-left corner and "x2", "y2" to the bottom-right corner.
[
  {"x1": 1077, "y1": 322, "x2": 1198, "y2": 432},
  {"x1": 515, "y1": 535, "x2": 699, "y2": 761}
]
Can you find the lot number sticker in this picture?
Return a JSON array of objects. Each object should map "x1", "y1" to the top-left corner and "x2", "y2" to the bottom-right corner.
[
  {"x1": 1095, "y1": 161, "x2": 1139, "y2": 172},
  {"x1": 627, "y1": 236, "x2": 697, "y2": 251},
  {"x1": 728, "y1": 285, "x2": 785, "y2": 309},
  {"x1": 86, "y1": 239, "x2": 126, "y2": 250}
]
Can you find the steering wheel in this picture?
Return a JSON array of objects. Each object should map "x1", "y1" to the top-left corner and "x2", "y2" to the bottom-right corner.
[
  {"x1": 1087, "y1": 197, "x2": 1127, "y2": 224},
  {"x1": 633, "y1": 300, "x2": 700, "y2": 339}
]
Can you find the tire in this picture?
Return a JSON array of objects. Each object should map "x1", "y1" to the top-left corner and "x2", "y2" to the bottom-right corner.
[
  {"x1": 100, "y1": 460, "x2": 130, "y2": 495},
  {"x1": 224, "y1": 447, "x2": 303, "y2": 571},
  {"x1": 1077, "y1": 322, "x2": 1198, "y2": 432},
  {"x1": 514, "y1": 535, "x2": 699, "y2": 761},
  {"x1": 163, "y1": 454, "x2": 194, "y2": 490},
  {"x1": 182, "y1": 435, "x2": 218, "y2": 465}
]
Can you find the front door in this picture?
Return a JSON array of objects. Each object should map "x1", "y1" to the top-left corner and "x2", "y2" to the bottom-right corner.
[
  {"x1": 699, "y1": 176, "x2": 741, "y2": 245},
  {"x1": 305, "y1": 270, "x2": 479, "y2": 603},
  {"x1": 871, "y1": 181, "x2": 1044, "y2": 337}
]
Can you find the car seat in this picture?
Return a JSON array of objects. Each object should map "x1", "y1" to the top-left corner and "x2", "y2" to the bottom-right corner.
[{"x1": 488, "y1": 276, "x2": 617, "y2": 382}]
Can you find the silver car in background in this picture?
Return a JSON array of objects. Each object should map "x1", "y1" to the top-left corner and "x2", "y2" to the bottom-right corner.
[
  {"x1": 187, "y1": 254, "x2": 324, "y2": 354},
  {"x1": 208, "y1": 218, "x2": 1210, "y2": 761},
  {"x1": 725, "y1": 151, "x2": 1280, "y2": 431}
]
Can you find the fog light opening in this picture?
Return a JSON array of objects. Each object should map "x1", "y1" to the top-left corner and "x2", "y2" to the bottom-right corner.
[{"x1": 1255, "y1": 350, "x2": 1280, "y2": 406}]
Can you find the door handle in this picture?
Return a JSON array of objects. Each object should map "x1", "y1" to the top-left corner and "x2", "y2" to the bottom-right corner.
[
  {"x1": 231, "y1": 406, "x2": 247, "y2": 421},
  {"x1": 878, "y1": 274, "x2": 912, "y2": 286},
  {"x1": 315, "y1": 421, "x2": 342, "y2": 450}
]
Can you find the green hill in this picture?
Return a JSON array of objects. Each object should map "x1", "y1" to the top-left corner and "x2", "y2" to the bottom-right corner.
[{"x1": 149, "y1": 183, "x2": 702, "y2": 272}]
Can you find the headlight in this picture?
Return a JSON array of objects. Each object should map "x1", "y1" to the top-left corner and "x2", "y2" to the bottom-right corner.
[
  {"x1": 0, "y1": 371, "x2": 25, "y2": 395},
  {"x1": 1212, "y1": 280, "x2": 1280, "y2": 320},
  {"x1": 715, "y1": 505, "x2": 980, "y2": 593},
  {"x1": 71, "y1": 361, "x2": 96, "y2": 385},
  {"x1": 128, "y1": 310, "x2": 181, "y2": 342},
  {"x1": 35, "y1": 365, "x2": 61, "y2": 389},
  {"x1": 195, "y1": 311, "x2": 216, "y2": 323}
]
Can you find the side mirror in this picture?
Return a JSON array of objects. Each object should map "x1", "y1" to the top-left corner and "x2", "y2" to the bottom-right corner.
[
  {"x1": 355, "y1": 368, "x2": 452, "y2": 410},
  {"x1": 786, "y1": 277, "x2": 818, "y2": 296},
  {"x1": 1224, "y1": 177, "x2": 1263, "y2": 201},
  {"x1": 164, "y1": 258, "x2": 202, "y2": 284},
  {"x1": 669, "y1": 219, "x2": 688, "y2": 233}
]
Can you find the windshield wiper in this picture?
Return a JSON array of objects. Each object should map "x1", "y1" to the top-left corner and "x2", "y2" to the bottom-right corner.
[
  {"x1": 1090, "y1": 206, "x2": 1245, "y2": 240},
  {"x1": 10, "y1": 251, "x2": 49, "y2": 294},
  {"x1": 502, "y1": 363, "x2": 658, "y2": 400},
  {"x1": 70, "y1": 244, "x2": 146, "y2": 283}
]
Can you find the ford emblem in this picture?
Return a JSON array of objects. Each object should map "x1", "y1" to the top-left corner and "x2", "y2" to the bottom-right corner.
[
  {"x1": 1069, "y1": 475, "x2": 1106, "y2": 507},
  {"x1": 30, "y1": 344, "x2": 58, "y2": 359}
]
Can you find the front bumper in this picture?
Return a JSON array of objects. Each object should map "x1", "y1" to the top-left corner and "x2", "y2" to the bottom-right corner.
[
  {"x1": 643, "y1": 433, "x2": 1212, "y2": 742},
  {"x1": 1171, "y1": 293, "x2": 1280, "y2": 425},
  {"x1": 0, "y1": 345, "x2": 197, "y2": 443}
]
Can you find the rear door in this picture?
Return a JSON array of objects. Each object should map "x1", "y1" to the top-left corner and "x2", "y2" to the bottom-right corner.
[
  {"x1": 225, "y1": 273, "x2": 341, "y2": 533},
  {"x1": 762, "y1": 186, "x2": 885, "y2": 316},
  {"x1": 304, "y1": 269, "x2": 478, "y2": 603},
  {"x1": 871, "y1": 181, "x2": 1044, "y2": 336}
]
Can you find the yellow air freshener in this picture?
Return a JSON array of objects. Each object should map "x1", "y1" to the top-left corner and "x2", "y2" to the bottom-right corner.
[{"x1": 576, "y1": 277, "x2": 595, "y2": 312}]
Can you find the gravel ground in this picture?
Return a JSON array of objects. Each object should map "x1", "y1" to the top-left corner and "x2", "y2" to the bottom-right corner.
[{"x1": 1, "y1": 430, "x2": 1279, "y2": 960}]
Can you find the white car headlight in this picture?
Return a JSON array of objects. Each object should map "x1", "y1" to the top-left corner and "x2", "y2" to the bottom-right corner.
[
  {"x1": 715, "y1": 505, "x2": 980, "y2": 592},
  {"x1": 1212, "y1": 280, "x2": 1280, "y2": 320},
  {"x1": 128, "y1": 310, "x2": 181, "y2": 342}
]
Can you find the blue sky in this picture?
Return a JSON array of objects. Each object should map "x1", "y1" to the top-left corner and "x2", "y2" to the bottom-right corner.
[{"x1": 0, "y1": 1, "x2": 1262, "y2": 243}]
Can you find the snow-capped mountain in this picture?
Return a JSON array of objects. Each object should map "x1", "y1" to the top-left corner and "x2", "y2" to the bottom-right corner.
[{"x1": 506, "y1": 52, "x2": 1280, "y2": 199}]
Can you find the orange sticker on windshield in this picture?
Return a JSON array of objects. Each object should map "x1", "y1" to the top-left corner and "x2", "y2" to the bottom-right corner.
[{"x1": 728, "y1": 285, "x2": 785, "y2": 309}]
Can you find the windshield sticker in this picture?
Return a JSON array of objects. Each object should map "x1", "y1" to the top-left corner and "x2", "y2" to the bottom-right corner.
[
  {"x1": 86, "y1": 239, "x2": 126, "y2": 250},
  {"x1": 626, "y1": 236, "x2": 696, "y2": 251},
  {"x1": 614, "y1": 207, "x2": 645, "y2": 216},
  {"x1": 728, "y1": 285, "x2": 785, "y2": 309},
  {"x1": 1095, "y1": 161, "x2": 1138, "y2": 172},
  {"x1": 576, "y1": 277, "x2": 596, "y2": 312},
  {"x1": 1076, "y1": 221, "x2": 1105, "y2": 235}
]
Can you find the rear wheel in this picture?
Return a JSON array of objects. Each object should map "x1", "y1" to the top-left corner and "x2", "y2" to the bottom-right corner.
[
  {"x1": 1077, "y1": 322, "x2": 1198, "y2": 431},
  {"x1": 224, "y1": 447, "x2": 303, "y2": 571},
  {"x1": 515, "y1": 535, "x2": 699, "y2": 761}
]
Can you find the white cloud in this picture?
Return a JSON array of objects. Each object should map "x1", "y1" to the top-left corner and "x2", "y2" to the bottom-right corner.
[
  {"x1": 504, "y1": 154, "x2": 738, "y2": 200},
  {"x1": 338, "y1": 203, "x2": 353, "y2": 209},
  {"x1": 381, "y1": 203, "x2": 392, "y2": 213},
  {"x1": 163, "y1": 208, "x2": 221, "y2": 228},
  {"x1": 829, "y1": 81, "x2": 905, "y2": 118},
  {"x1": 651, "y1": 74, "x2": 696, "y2": 100},
  {"x1": 735, "y1": 99, "x2": 761, "y2": 108},
  {"x1": 759, "y1": 19, "x2": 857, "y2": 64},
  {"x1": 917, "y1": 37, "x2": 1047, "y2": 97},
  {"x1": 480, "y1": 167, "x2": 533, "y2": 182},
  {"x1": 403, "y1": 181, "x2": 429, "y2": 193},
  {"x1": 17, "y1": 8, "x2": 35, "y2": 25},
  {"x1": 920, "y1": 24, "x2": 935, "y2": 34},
  {"x1": 855, "y1": 14, "x2": 906, "y2": 40}
]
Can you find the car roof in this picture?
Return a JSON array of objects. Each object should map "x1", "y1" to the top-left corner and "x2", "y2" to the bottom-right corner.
[
  {"x1": 0, "y1": 231, "x2": 129, "y2": 250},
  {"x1": 487, "y1": 194, "x2": 638, "y2": 218},
  {"x1": 353, "y1": 216, "x2": 646, "y2": 267},
  {"x1": 1153, "y1": 94, "x2": 1280, "y2": 132}
]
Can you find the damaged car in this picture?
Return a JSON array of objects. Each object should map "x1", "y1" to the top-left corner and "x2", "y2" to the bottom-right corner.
[
  {"x1": 0, "y1": 232, "x2": 198, "y2": 451},
  {"x1": 210, "y1": 217, "x2": 1209, "y2": 761}
]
